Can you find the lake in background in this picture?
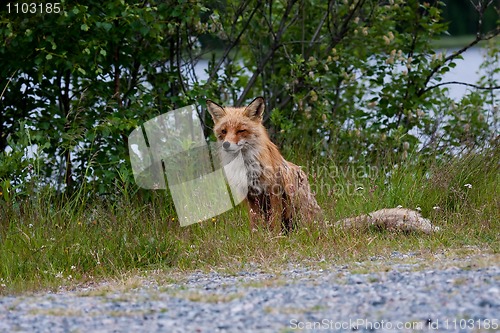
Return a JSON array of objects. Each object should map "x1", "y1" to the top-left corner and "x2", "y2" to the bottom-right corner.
[
  {"x1": 193, "y1": 47, "x2": 499, "y2": 104},
  {"x1": 439, "y1": 47, "x2": 499, "y2": 101}
]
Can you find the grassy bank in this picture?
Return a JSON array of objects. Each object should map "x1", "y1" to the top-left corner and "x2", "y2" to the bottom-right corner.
[
  {"x1": 432, "y1": 34, "x2": 500, "y2": 49},
  {"x1": 0, "y1": 147, "x2": 498, "y2": 295}
]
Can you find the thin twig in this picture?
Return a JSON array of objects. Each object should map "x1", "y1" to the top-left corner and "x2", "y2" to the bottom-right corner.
[
  {"x1": 328, "y1": 0, "x2": 366, "y2": 48},
  {"x1": 418, "y1": 0, "x2": 500, "y2": 96},
  {"x1": 207, "y1": 0, "x2": 260, "y2": 84},
  {"x1": 421, "y1": 81, "x2": 500, "y2": 95},
  {"x1": 175, "y1": 25, "x2": 187, "y2": 96},
  {"x1": 308, "y1": 8, "x2": 329, "y2": 49},
  {"x1": 1, "y1": 69, "x2": 19, "y2": 101},
  {"x1": 236, "y1": 0, "x2": 299, "y2": 106}
]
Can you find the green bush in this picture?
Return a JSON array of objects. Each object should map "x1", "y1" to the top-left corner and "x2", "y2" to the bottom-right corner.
[{"x1": 0, "y1": 0, "x2": 498, "y2": 195}]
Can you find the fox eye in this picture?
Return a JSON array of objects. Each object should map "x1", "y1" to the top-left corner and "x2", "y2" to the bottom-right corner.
[
  {"x1": 237, "y1": 129, "x2": 246, "y2": 134},
  {"x1": 221, "y1": 129, "x2": 227, "y2": 135}
]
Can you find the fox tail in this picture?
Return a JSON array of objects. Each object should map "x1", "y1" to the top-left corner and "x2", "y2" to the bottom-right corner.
[{"x1": 336, "y1": 207, "x2": 440, "y2": 234}]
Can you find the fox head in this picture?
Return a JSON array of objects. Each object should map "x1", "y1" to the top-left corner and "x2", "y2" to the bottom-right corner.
[{"x1": 206, "y1": 97, "x2": 267, "y2": 153}]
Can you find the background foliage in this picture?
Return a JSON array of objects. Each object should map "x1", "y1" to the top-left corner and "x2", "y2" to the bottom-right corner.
[{"x1": 0, "y1": 0, "x2": 499, "y2": 198}]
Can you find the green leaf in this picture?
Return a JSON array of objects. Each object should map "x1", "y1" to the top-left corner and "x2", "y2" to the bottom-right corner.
[
  {"x1": 81, "y1": 24, "x2": 89, "y2": 31},
  {"x1": 46, "y1": 54, "x2": 53, "y2": 60},
  {"x1": 102, "y1": 22, "x2": 112, "y2": 31}
]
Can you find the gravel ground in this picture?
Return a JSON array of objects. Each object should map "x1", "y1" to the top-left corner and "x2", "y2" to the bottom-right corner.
[{"x1": 1, "y1": 251, "x2": 499, "y2": 333}]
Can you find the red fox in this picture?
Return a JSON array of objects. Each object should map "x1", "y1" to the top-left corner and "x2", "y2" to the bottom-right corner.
[
  {"x1": 207, "y1": 97, "x2": 322, "y2": 232},
  {"x1": 207, "y1": 97, "x2": 439, "y2": 234}
]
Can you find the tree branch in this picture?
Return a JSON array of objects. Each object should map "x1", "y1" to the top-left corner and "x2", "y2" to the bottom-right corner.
[
  {"x1": 176, "y1": 25, "x2": 187, "y2": 96},
  {"x1": 328, "y1": 0, "x2": 366, "y2": 48},
  {"x1": 113, "y1": 45, "x2": 121, "y2": 107},
  {"x1": 396, "y1": 1, "x2": 421, "y2": 128},
  {"x1": 421, "y1": 81, "x2": 500, "y2": 95},
  {"x1": 0, "y1": 69, "x2": 18, "y2": 101},
  {"x1": 417, "y1": 0, "x2": 500, "y2": 97},
  {"x1": 308, "y1": 7, "x2": 329, "y2": 50},
  {"x1": 236, "y1": 0, "x2": 298, "y2": 106},
  {"x1": 207, "y1": 0, "x2": 260, "y2": 84}
]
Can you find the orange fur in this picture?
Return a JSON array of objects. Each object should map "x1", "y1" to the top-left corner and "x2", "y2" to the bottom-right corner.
[{"x1": 207, "y1": 97, "x2": 321, "y2": 232}]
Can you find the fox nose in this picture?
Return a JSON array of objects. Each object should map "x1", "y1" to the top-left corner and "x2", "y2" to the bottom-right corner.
[{"x1": 222, "y1": 141, "x2": 231, "y2": 150}]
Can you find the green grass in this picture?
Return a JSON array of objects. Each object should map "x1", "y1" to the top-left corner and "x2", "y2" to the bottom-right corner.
[
  {"x1": 0, "y1": 146, "x2": 498, "y2": 295},
  {"x1": 431, "y1": 34, "x2": 500, "y2": 49}
]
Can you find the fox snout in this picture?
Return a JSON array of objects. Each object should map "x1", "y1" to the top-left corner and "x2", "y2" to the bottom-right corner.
[{"x1": 222, "y1": 140, "x2": 241, "y2": 152}]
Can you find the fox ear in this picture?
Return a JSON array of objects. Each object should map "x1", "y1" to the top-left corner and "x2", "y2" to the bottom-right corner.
[
  {"x1": 206, "y1": 100, "x2": 226, "y2": 123},
  {"x1": 244, "y1": 97, "x2": 265, "y2": 122}
]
